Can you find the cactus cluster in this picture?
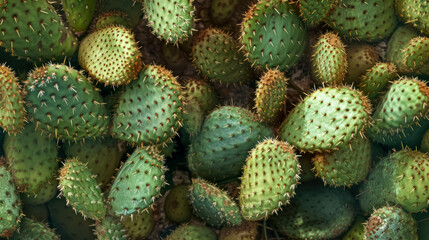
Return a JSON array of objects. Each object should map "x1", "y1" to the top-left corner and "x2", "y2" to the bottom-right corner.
[{"x1": 0, "y1": 0, "x2": 427, "y2": 239}]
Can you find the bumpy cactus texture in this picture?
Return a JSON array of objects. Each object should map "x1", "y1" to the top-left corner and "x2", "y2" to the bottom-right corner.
[
  {"x1": 0, "y1": 160, "x2": 21, "y2": 238},
  {"x1": 10, "y1": 217, "x2": 60, "y2": 240},
  {"x1": 166, "y1": 224, "x2": 217, "y2": 240}
]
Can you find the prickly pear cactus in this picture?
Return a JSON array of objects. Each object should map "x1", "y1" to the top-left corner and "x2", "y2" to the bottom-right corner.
[
  {"x1": 395, "y1": 0, "x2": 429, "y2": 35},
  {"x1": 0, "y1": 0, "x2": 78, "y2": 63},
  {"x1": 95, "y1": 216, "x2": 127, "y2": 240},
  {"x1": 78, "y1": 25, "x2": 142, "y2": 86},
  {"x1": 112, "y1": 65, "x2": 183, "y2": 146},
  {"x1": 402, "y1": 37, "x2": 429, "y2": 75},
  {"x1": 143, "y1": 0, "x2": 195, "y2": 43},
  {"x1": 93, "y1": 11, "x2": 132, "y2": 30},
  {"x1": 108, "y1": 147, "x2": 166, "y2": 216},
  {"x1": 218, "y1": 222, "x2": 259, "y2": 240},
  {"x1": 344, "y1": 43, "x2": 379, "y2": 84},
  {"x1": 210, "y1": 0, "x2": 239, "y2": 25},
  {"x1": 61, "y1": 0, "x2": 96, "y2": 35},
  {"x1": 164, "y1": 184, "x2": 192, "y2": 223},
  {"x1": 10, "y1": 217, "x2": 60, "y2": 240},
  {"x1": 358, "y1": 62, "x2": 397, "y2": 100},
  {"x1": 25, "y1": 64, "x2": 109, "y2": 141},
  {"x1": 299, "y1": 0, "x2": 336, "y2": 27},
  {"x1": 342, "y1": 215, "x2": 366, "y2": 240},
  {"x1": 166, "y1": 224, "x2": 217, "y2": 240},
  {"x1": 190, "y1": 178, "x2": 242, "y2": 228},
  {"x1": 239, "y1": 139, "x2": 300, "y2": 221},
  {"x1": 122, "y1": 209, "x2": 155, "y2": 239},
  {"x1": 58, "y1": 158, "x2": 106, "y2": 221},
  {"x1": 0, "y1": 64, "x2": 26, "y2": 134},
  {"x1": 385, "y1": 25, "x2": 419, "y2": 73},
  {"x1": 240, "y1": 0, "x2": 308, "y2": 71},
  {"x1": 279, "y1": 86, "x2": 372, "y2": 152}
]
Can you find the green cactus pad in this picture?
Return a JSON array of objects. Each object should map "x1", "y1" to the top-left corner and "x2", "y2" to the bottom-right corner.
[
  {"x1": 210, "y1": 0, "x2": 239, "y2": 25},
  {"x1": 61, "y1": 0, "x2": 96, "y2": 35},
  {"x1": 93, "y1": 11, "x2": 132, "y2": 30},
  {"x1": 187, "y1": 106, "x2": 273, "y2": 182},
  {"x1": 58, "y1": 158, "x2": 106, "y2": 221},
  {"x1": 108, "y1": 147, "x2": 166, "y2": 216},
  {"x1": 122, "y1": 209, "x2": 155, "y2": 239},
  {"x1": 143, "y1": 0, "x2": 195, "y2": 43},
  {"x1": 364, "y1": 206, "x2": 418, "y2": 240},
  {"x1": 395, "y1": 0, "x2": 429, "y2": 35},
  {"x1": 218, "y1": 222, "x2": 259, "y2": 240},
  {"x1": 299, "y1": 0, "x2": 336, "y2": 27},
  {"x1": 10, "y1": 217, "x2": 59, "y2": 240},
  {"x1": 0, "y1": 160, "x2": 21, "y2": 238},
  {"x1": 312, "y1": 135, "x2": 371, "y2": 187},
  {"x1": 112, "y1": 65, "x2": 183, "y2": 146},
  {"x1": 95, "y1": 216, "x2": 127, "y2": 240},
  {"x1": 271, "y1": 183, "x2": 356, "y2": 239},
  {"x1": 99, "y1": 0, "x2": 143, "y2": 29},
  {"x1": 240, "y1": 0, "x2": 308, "y2": 71},
  {"x1": 344, "y1": 43, "x2": 379, "y2": 84},
  {"x1": 190, "y1": 178, "x2": 242, "y2": 228},
  {"x1": 402, "y1": 36, "x2": 429, "y2": 75},
  {"x1": 358, "y1": 62, "x2": 398, "y2": 100},
  {"x1": 0, "y1": 65, "x2": 26, "y2": 134},
  {"x1": 21, "y1": 179, "x2": 57, "y2": 205},
  {"x1": 78, "y1": 25, "x2": 143, "y2": 86},
  {"x1": 25, "y1": 64, "x2": 109, "y2": 141},
  {"x1": 254, "y1": 69, "x2": 288, "y2": 125},
  {"x1": 342, "y1": 215, "x2": 366, "y2": 240},
  {"x1": 4, "y1": 123, "x2": 58, "y2": 194},
  {"x1": 386, "y1": 25, "x2": 419, "y2": 73},
  {"x1": 327, "y1": 0, "x2": 397, "y2": 42},
  {"x1": 421, "y1": 129, "x2": 429, "y2": 153},
  {"x1": 166, "y1": 224, "x2": 217, "y2": 240},
  {"x1": 164, "y1": 184, "x2": 192, "y2": 223},
  {"x1": 0, "y1": 0, "x2": 78, "y2": 63},
  {"x1": 311, "y1": 32, "x2": 347, "y2": 86},
  {"x1": 239, "y1": 139, "x2": 300, "y2": 221},
  {"x1": 279, "y1": 86, "x2": 372, "y2": 152}
]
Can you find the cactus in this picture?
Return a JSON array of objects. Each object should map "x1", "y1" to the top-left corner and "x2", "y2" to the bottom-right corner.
[
  {"x1": 402, "y1": 36, "x2": 429, "y2": 75},
  {"x1": 210, "y1": 0, "x2": 239, "y2": 25},
  {"x1": 92, "y1": 11, "x2": 132, "y2": 30},
  {"x1": 344, "y1": 43, "x2": 379, "y2": 84},
  {"x1": 395, "y1": 0, "x2": 429, "y2": 35},
  {"x1": 190, "y1": 178, "x2": 242, "y2": 228},
  {"x1": 10, "y1": 217, "x2": 59, "y2": 240},
  {"x1": 166, "y1": 224, "x2": 217, "y2": 240},
  {"x1": 61, "y1": 0, "x2": 96, "y2": 35},
  {"x1": 122, "y1": 209, "x2": 155, "y2": 240},
  {"x1": 279, "y1": 86, "x2": 372, "y2": 152},
  {"x1": 386, "y1": 25, "x2": 419, "y2": 73},
  {"x1": 25, "y1": 64, "x2": 109, "y2": 141},
  {"x1": 239, "y1": 139, "x2": 300, "y2": 221},
  {"x1": 0, "y1": 65, "x2": 26, "y2": 134},
  {"x1": 358, "y1": 62, "x2": 398, "y2": 101},
  {"x1": 78, "y1": 25, "x2": 142, "y2": 86},
  {"x1": 164, "y1": 184, "x2": 192, "y2": 223},
  {"x1": 95, "y1": 216, "x2": 127, "y2": 240},
  {"x1": 99, "y1": 0, "x2": 143, "y2": 29},
  {"x1": 218, "y1": 222, "x2": 259, "y2": 240},
  {"x1": 21, "y1": 180, "x2": 57, "y2": 205},
  {"x1": 342, "y1": 215, "x2": 366, "y2": 240},
  {"x1": 299, "y1": 0, "x2": 336, "y2": 27},
  {"x1": 240, "y1": 0, "x2": 308, "y2": 71}
]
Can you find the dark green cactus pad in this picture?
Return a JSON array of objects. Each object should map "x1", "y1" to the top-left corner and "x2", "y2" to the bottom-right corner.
[
  {"x1": 112, "y1": 65, "x2": 183, "y2": 146},
  {"x1": 240, "y1": 0, "x2": 308, "y2": 71},
  {"x1": 239, "y1": 139, "x2": 300, "y2": 221},
  {"x1": 21, "y1": 179, "x2": 57, "y2": 205},
  {"x1": 311, "y1": 32, "x2": 347, "y2": 86},
  {"x1": 312, "y1": 135, "x2": 371, "y2": 187},
  {"x1": 187, "y1": 106, "x2": 273, "y2": 182},
  {"x1": 166, "y1": 224, "x2": 217, "y2": 240},
  {"x1": 218, "y1": 222, "x2": 259, "y2": 240},
  {"x1": 95, "y1": 216, "x2": 127, "y2": 240},
  {"x1": 395, "y1": 0, "x2": 429, "y2": 35},
  {"x1": 164, "y1": 184, "x2": 192, "y2": 224},
  {"x1": 93, "y1": 11, "x2": 132, "y2": 30},
  {"x1": 413, "y1": 210, "x2": 429, "y2": 240},
  {"x1": 122, "y1": 209, "x2": 155, "y2": 239},
  {"x1": 327, "y1": 0, "x2": 398, "y2": 42},
  {"x1": 58, "y1": 158, "x2": 106, "y2": 221},
  {"x1": 271, "y1": 182, "x2": 356, "y2": 239},
  {"x1": 190, "y1": 178, "x2": 242, "y2": 228},
  {"x1": 10, "y1": 217, "x2": 59, "y2": 240},
  {"x1": 99, "y1": 0, "x2": 143, "y2": 29},
  {"x1": 343, "y1": 215, "x2": 366, "y2": 240},
  {"x1": 0, "y1": 0, "x2": 78, "y2": 63},
  {"x1": 25, "y1": 64, "x2": 109, "y2": 141},
  {"x1": 364, "y1": 206, "x2": 418, "y2": 240},
  {"x1": 358, "y1": 62, "x2": 398, "y2": 100},
  {"x1": 78, "y1": 25, "x2": 143, "y2": 86},
  {"x1": 421, "y1": 129, "x2": 429, "y2": 153},
  {"x1": 192, "y1": 28, "x2": 252, "y2": 85},
  {"x1": 4, "y1": 123, "x2": 58, "y2": 194},
  {"x1": 0, "y1": 160, "x2": 21, "y2": 238},
  {"x1": 61, "y1": 0, "x2": 96, "y2": 35},
  {"x1": 386, "y1": 25, "x2": 419, "y2": 73},
  {"x1": 299, "y1": 0, "x2": 336, "y2": 27},
  {"x1": 0, "y1": 65, "x2": 26, "y2": 134},
  {"x1": 108, "y1": 147, "x2": 166, "y2": 216},
  {"x1": 344, "y1": 43, "x2": 379, "y2": 84},
  {"x1": 279, "y1": 86, "x2": 372, "y2": 152},
  {"x1": 402, "y1": 36, "x2": 429, "y2": 75},
  {"x1": 143, "y1": 0, "x2": 195, "y2": 43},
  {"x1": 210, "y1": 0, "x2": 239, "y2": 25}
]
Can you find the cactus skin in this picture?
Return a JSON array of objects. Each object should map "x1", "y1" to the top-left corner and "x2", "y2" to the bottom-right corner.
[
  {"x1": 311, "y1": 32, "x2": 347, "y2": 86},
  {"x1": 164, "y1": 184, "x2": 192, "y2": 223},
  {"x1": 358, "y1": 62, "x2": 397, "y2": 100},
  {"x1": 93, "y1": 11, "x2": 132, "y2": 30},
  {"x1": 0, "y1": 159, "x2": 22, "y2": 238},
  {"x1": 218, "y1": 222, "x2": 259, "y2": 240},
  {"x1": 327, "y1": 0, "x2": 397, "y2": 42},
  {"x1": 421, "y1": 129, "x2": 429, "y2": 153},
  {"x1": 364, "y1": 206, "x2": 418, "y2": 240},
  {"x1": 0, "y1": 65, "x2": 26, "y2": 134},
  {"x1": 192, "y1": 28, "x2": 252, "y2": 85},
  {"x1": 279, "y1": 86, "x2": 372, "y2": 152},
  {"x1": 240, "y1": 0, "x2": 308, "y2": 71},
  {"x1": 386, "y1": 25, "x2": 419, "y2": 73},
  {"x1": 112, "y1": 65, "x2": 183, "y2": 146},
  {"x1": 254, "y1": 69, "x2": 288, "y2": 125},
  {"x1": 21, "y1": 179, "x2": 57, "y2": 205},
  {"x1": 359, "y1": 149, "x2": 429, "y2": 214},
  {"x1": 78, "y1": 25, "x2": 142, "y2": 86},
  {"x1": 272, "y1": 182, "x2": 356, "y2": 239},
  {"x1": 210, "y1": 0, "x2": 239, "y2": 25},
  {"x1": 342, "y1": 215, "x2": 365, "y2": 240},
  {"x1": 395, "y1": 0, "x2": 429, "y2": 35},
  {"x1": 99, "y1": 0, "x2": 143, "y2": 29},
  {"x1": 10, "y1": 217, "x2": 59, "y2": 240},
  {"x1": 166, "y1": 224, "x2": 217, "y2": 240},
  {"x1": 95, "y1": 216, "x2": 127, "y2": 240},
  {"x1": 187, "y1": 106, "x2": 273, "y2": 182},
  {"x1": 0, "y1": 0, "x2": 78, "y2": 63},
  {"x1": 190, "y1": 178, "x2": 242, "y2": 228},
  {"x1": 61, "y1": 0, "x2": 96, "y2": 35},
  {"x1": 367, "y1": 77, "x2": 429, "y2": 146},
  {"x1": 3, "y1": 123, "x2": 58, "y2": 195},
  {"x1": 25, "y1": 64, "x2": 109, "y2": 141},
  {"x1": 299, "y1": 0, "x2": 336, "y2": 27},
  {"x1": 239, "y1": 139, "x2": 300, "y2": 221},
  {"x1": 63, "y1": 137, "x2": 126, "y2": 188},
  {"x1": 58, "y1": 158, "x2": 106, "y2": 221},
  {"x1": 143, "y1": 0, "x2": 195, "y2": 43},
  {"x1": 122, "y1": 209, "x2": 155, "y2": 240},
  {"x1": 313, "y1": 136, "x2": 371, "y2": 187},
  {"x1": 344, "y1": 43, "x2": 379, "y2": 84},
  {"x1": 402, "y1": 37, "x2": 429, "y2": 75},
  {"x1": 108, "y1": 147, "x2": 166, "y2": 216}
]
